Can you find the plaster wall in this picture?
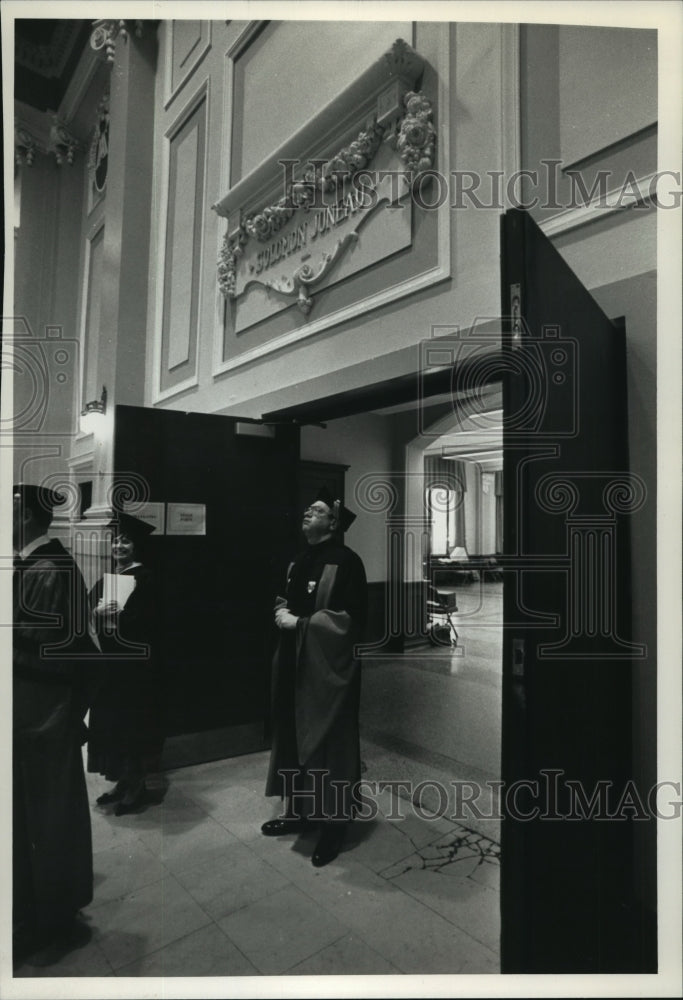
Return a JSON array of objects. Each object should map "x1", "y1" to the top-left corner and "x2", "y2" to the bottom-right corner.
[
  {"x1": 234, "y1": 20, "x2": 411, "y2": 180},
  {"x1": 558, "y1": 26, "x2": 657, "y2": 164},
  {"x1": 585, "y1": 269, "x2": 658, "y2": 915},
  {"x1": 12, "y1": 148, "x2": 86, "y2": 489},
  {"x1": 146, "y1": 20, "x2": 513, "y2": 418},
  {"x1": 520, "y1": 26, "x2": 658, "y2": 917}
]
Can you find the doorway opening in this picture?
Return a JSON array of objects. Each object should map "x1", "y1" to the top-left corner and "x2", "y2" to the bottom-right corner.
[{"x1": 298, "y1": 382, "x2": 504, "y2": 841}]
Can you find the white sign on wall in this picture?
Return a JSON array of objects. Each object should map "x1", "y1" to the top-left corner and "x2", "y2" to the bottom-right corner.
[
  {"x1": 166, "y1": 502, "x2": 206, "y2": 536},
  {"x1": 122, "y1": 501, "x2": 166, "y2": 534}
]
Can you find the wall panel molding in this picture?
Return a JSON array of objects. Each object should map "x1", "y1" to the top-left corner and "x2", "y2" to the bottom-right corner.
[
  {"x1": 500, "y1": 22, "x2": 522, "y2": 208},
  {"x1": 78, "y1": 219, "x2": 105, "y2": 422},
  {"x1": 164, "y1": 20, "x2": 212, "y2": 109},
  {"x1": 541, "y1": 171, "x2": 656, "y2": 238},
  {"x1": 152, "y1": 79, "x2": 209, "y2": 403}
]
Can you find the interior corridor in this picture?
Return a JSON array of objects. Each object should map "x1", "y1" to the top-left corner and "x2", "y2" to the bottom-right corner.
[{"x1": 361, "y1": 580, "x2": 503, "y2": 837}]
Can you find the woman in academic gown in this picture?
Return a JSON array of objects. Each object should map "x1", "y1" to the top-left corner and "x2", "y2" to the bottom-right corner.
[{"x1": 87, "y1": 512, "x2": 163, "y2": 815}]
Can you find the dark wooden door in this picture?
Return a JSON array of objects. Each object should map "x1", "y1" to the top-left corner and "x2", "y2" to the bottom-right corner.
[
  {"x1": 499, "y1": 209, "x2": 648, "y2": 971},
  {"x1": 114, "y1": 406, "x2": 299, "y2": 766}
]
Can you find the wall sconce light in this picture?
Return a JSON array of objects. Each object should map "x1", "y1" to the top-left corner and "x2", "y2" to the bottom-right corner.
[{"x1": 80, "y1": 385, "x2": 107, "y2": 432}]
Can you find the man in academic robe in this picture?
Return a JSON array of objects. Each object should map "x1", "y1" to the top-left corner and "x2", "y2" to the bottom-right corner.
[
  {"x1": 12, "y1": 484, "x2": 96, "y2": 962},
  {"x1": 263, "y1": 487, "x2": 368, "y2": 867}
]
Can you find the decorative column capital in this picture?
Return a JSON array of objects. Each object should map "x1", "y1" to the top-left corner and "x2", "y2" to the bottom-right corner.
[
  {"x1": 50, "y1": 116, "x2": 80, "y2": 165},
  {"x1": 16, "y1": 115, "x2": 81, "y2": 166},
  {"x1": 15, "y1": 124, "x2": 42, "y2": 166},
  {"x1": 90, "y1": 19, "x2": 143, "y2": 63}
]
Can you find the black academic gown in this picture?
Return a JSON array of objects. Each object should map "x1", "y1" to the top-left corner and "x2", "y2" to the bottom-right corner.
[
  {"x1": 13, "y1": 539, "x2": 96, "y2": 935},
  {"x1": 265, "y1": 536, "x2": 368, "y2": 820},
  {"x1": 87, "y1": 564, "x2": 163, "y2": 780}
]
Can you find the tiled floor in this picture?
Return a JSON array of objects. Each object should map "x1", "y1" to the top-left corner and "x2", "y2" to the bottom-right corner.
[
  {"x1": 13, "y1": 581, "x2": 502, "y2": 982},
  {"x1": 14, "y1": 747, "x2": 500, "y2": 979},
  {"x1": 360, "y1": 581, "x2": 503, "y2": 836}
]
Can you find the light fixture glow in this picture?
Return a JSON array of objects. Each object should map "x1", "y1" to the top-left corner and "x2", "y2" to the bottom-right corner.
[{"x1": 80, "y1": 385, "x2": 107, "y2": 433}]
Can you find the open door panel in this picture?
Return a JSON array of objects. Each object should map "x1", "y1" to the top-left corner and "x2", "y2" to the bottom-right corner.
[
  {"x1": 114, "y1": 405, "x2": 299, "y2": 767},
  {"x1": 499, "y1": 209, "x2": 650, "y2": 972}
]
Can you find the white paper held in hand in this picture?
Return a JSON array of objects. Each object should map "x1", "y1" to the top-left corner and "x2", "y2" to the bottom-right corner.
[{"x1": 102, "y1": 573, "x2": 136, "y2": 608}]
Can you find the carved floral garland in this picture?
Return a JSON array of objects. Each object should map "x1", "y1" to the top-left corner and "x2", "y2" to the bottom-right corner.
[
  {"x1": 394, "y1": 90, "x2": 436, "y2": 172},
  {"x1": 244, "y1": 120, "x2": 384, "y2": 245},
  {"x1": 218, "y1": 89, "x2": 436, "y2": 300}
]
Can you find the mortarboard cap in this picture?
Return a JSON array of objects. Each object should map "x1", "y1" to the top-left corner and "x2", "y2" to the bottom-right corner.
[
  {"x1": 108, "y1": 511, "x2": 156, "y2": 542},
  {"x1": 14, "y1": 483, "x2": 65, "y2": 522},
  {"x1": 314, "y1": 487, "x2": 356, "y2": 533}
]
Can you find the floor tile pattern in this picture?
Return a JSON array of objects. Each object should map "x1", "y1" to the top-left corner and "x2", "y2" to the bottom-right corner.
[{"x1": 14, "y1": 748, "x2": 501, "y2": 980}]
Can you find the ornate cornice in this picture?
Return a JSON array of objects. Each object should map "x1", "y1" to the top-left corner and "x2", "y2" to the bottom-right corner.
[{"x1": 90, "y1": 20, "x2": 143, "y2": 64}]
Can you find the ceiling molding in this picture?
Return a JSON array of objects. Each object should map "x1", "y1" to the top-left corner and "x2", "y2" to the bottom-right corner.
[
  {"x1": 59, "y1": 42, "x2": 104, "y2": 127},
  {"x1": 15, "y1": 20, "x2": 81, "y2": 79}
]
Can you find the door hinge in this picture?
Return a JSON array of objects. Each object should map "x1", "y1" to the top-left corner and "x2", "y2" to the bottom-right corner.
[
  {"x1": 510, "y1": 282, "x2": 522, "y2": 349},
  {"x1": 512, "y1": 637, "x2": 525, "y2": 678}
]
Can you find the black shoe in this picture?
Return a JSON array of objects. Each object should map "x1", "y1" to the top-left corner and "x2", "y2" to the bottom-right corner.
[
  {"x1": 261, "y1": 817, "x2": 308, "y2": 836},
  {"x1": 114, "y1": 788, "x2": 148, "y2": 816},
  {"x1": 312, "y1": 824, "x2": 347, "y2": 867},
  {"x1": 14, "y1": 914, "x2": 91, "y2": 968},
  {"x1": 96, "y1": 787, "x2": 125, "y2": 805},
  {"x1": 31, "y1": 916, "x2": 92, "y2": 968},
  {"x1": 12, "y1": 922, "x2": 38, "y2": 967}
]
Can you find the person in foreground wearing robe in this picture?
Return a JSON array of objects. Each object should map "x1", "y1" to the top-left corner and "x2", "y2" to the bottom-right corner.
[
  {"x1": 13, "y1": 483, "x2": 96, "y2": 964},
  {"x1": 263, "y1": 486, "x2": 368, "y2": 867},
  {"x1": 87, "y1": 511, "x2": 163, "y2": 816}
]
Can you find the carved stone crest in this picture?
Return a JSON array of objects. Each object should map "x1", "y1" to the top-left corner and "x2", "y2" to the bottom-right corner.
[
  {"x1": 87, "y1": 95, "x2": 110, "y2": 193},
  {"x1": 90, "y1": 20, "x2": 143, "y2": 63}
]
